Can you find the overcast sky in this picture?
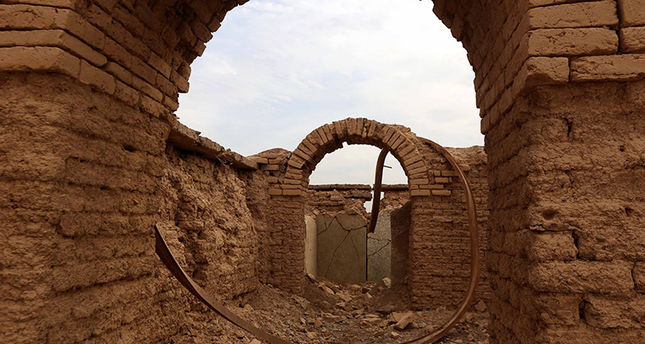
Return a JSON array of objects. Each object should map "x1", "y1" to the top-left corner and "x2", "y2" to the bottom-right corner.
[{"x1": 176, "y1": 0, "x2": 481, "y2": 185}]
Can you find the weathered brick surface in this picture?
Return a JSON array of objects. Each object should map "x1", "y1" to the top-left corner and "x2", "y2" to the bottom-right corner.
[
  {"x1": 584, "y1": 294, "x2": 645, "y2": 329},
  {"x1": 621, "y1": 26, "x2": 645, "y2": 53},
  {"x1": 0, "y1": 46, "x2": 79, "y2": 76},
  {"x1": 619, "y1": 0, "x2": 645, "y2": 26},
  {"x1": 635, "y1": 263, "x2": 645, "y2": 291},
  {"x1": 528, "y1": 1, "x2": 618, "y2": 29},
  {"x1": 571, "y1": 54, "x2": 645, "y2": 81},
  {"x1": 79, "y1": 59, "x2": 115, "y2": 94},
  {"x1": 409, "y1": 146, "x2": 490, "y2": 308},
  {"x1": 528, "y1": 28, "x2": 619, "y2": 56},
  {"x1": 521, "y1": 56, "x2": 570, "y2": 88},
  {"x1": 0, "y1": 73, "x2": 262, "y2": 342}
]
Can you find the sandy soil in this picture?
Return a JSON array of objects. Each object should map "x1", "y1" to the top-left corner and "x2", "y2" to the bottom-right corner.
[{"x1": 171, "y1": 275, "x2": 488, "y2": 344}]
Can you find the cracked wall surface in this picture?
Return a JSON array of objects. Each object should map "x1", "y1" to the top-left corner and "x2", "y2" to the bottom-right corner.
[
  {"x1": 315, "y1": 213, "x2": 367, "y2": 284},
  {"x1": 368, "y1": 210, "x2": 392, "y2": 282}
]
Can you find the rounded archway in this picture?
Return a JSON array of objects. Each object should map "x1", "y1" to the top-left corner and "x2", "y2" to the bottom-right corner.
[
  {"x1": 256, "y1": 118, "x2": 471, "y2": 293},
  {"x1": 275, "y1": 118, "x2": 433, "y2": 197}
]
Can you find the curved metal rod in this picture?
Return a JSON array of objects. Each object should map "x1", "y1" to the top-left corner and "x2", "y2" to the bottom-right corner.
[
  {"x1": 367, "y1": 148, "x2": 389, "y2": 234},
  {"x1": 399, "y1": 137, "x2": 480, "y2": 344},
  {"x1": 154, "y1": 225, "x2": 292, "y2": 344}
]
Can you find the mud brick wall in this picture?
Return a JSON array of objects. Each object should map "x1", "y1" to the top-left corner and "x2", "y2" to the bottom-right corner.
[
  {"x1": 431, "y1": 0, "x2": 645, "y2": 342},
  {"x1": 260, "y1": 133, "x2": 490, "y2": 310},
  {"x1": 249, "y1": 149, "x2": 306, "y2": 290},
  {"x1": 0, "y1": 0, "x2": 249, "y2": 118},
  {"x1": 259, "y1": 119, "x2": 444, "y2": 294},
  {"x1": 485, "y1": 82, "x2": 645, "y2": 344},
  {"x1": 0, "y1": 73, "x2": 263, "y2": 343},
  {"x1": 391, "y1": 202, "x2": 412, "y2": 284},
  {"x1": 381, "y1": 184, "x2": 411, "y2": 209},
  {"x1": 305, "y1": 184, "x2": 372, "y2": 217},
  {"x1": 161, "y1": 145, "x2": 260, "y2": 299},
  {"x1": 408, "y1": 146, "x2": 490, "y2": 308}
]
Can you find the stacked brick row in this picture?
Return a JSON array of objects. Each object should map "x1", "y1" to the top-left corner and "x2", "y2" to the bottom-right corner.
[
  {"x1": 0, "y1": 0, "x2": 247, "y2": 119},
  {"x1": 408, "y1": 146, "x2": 490, "y2": 308},
  {"x1": 305, "y1": 184, "x2": 372, "y2": 217},
  {"x1": 435, "y1": 0, "x2": 645, "y2": 135},
  {"x1": 273, "y1": 118, "x2": 441, "y2": 197},
  {"x1": 0, "y1": 71, "x2": 266, "y2": 342},
  {"x1": 435, "y1": 0, "x2": 645, "y2": 342}
]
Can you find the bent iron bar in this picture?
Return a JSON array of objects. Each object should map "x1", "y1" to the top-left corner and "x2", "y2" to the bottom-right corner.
[
  {"x1": 367, "y1": 148, "x2": 389, "y2": 234},
  {"x1": 154, "y1": 137, "x2": 479, "y2": 344},
  {"x1": 154, "y1": 225, "x2": 292, "y2": 344},
  {"x1": 399, "y1": 137, "x2": 481, "y2": 344}
]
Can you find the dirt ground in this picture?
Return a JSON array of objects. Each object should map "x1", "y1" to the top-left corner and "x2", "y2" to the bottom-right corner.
[{"x1": 170, "y1": 275, "x2": 488, "y2": 344}]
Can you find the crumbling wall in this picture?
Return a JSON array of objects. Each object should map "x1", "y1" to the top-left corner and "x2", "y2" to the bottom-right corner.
[
  {"x1": 0, "y1": 73, "x2": 264, "y2": 343},
  {"x1": 305, "y1": 184, "x2": 372, "y2": 218},
  {"x1": 485, "y1": 82, "x2": 645, "y2": 344},
  {"x1": 160, "y1": 144, "x2": 260, "y2": 299},
  {"x1": 381, "y1": 185, "x2": 411, "y2": 209},
  {"x1": 432, "y1": 0, "x2": 645, "y2": 342},
  {"x1": 391, "y1": 202, "x2": 412, "y2": 284}
]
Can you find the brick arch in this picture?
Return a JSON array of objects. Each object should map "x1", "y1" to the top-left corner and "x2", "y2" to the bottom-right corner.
[{"x1": 278, "y1": 118, "x2": 431, "y2": 197}]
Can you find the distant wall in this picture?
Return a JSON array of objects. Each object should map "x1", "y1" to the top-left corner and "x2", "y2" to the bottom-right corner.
[
  {"x1": 368, "y1": 210, "x2": 392, "y2": 282},
  {"x1": 299, "y1": 145, "x2": 490, "y2": 309},
  {"x1": 304, "y1": 215, "x2": 317, "y2": 276},
  {"x1": 391, "y1": 202, "x2": 412, "y2": 284},
  {"x1": 315, "y1": 213, "x2": 367, "y2": 284}
]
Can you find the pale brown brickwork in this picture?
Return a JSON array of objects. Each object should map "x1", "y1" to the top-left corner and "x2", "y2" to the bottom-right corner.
[
  {"x1": 252, "y1": 120, "x2": 489, "y2": 309},
  {"x1": 1, "y1": 0, "x2": 644, "y2": 343},
  {"x1": 304, "y1": 159, "x2": 490, "y2": 309},
  {"x1": 431, "y1": 0, "x2": 645, "y2": 342}
]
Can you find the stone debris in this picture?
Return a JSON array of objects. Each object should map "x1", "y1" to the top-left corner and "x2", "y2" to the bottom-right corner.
[
  {"x1": 474, "y1": 300, "x2": 487, "y2": 313},
  {"x1": 382, "y1": 277, "x2": 392, "y2": 288},
  {"x1": 178, "y1": 275, "x2": 490, "y2": 343},
  {"x1": 390, "y1": 311, "x2": 415, "y2": 330}
]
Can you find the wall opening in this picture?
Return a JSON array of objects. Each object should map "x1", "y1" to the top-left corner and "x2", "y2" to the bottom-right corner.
[{"x1": 304, "y1": 144, "x2": 408, "y2": 285}]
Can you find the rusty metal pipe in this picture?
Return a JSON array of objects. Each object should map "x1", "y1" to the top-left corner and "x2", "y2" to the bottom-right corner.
[
  {"x1": 367, "y1": 148, "x2": 389, "y2": 234},
  {"x1": 154, "y1": 225, "x2": 292, "y2": 344},
  {"x1": 399, "y1": 137, "x2": 481, "y2": 344}
]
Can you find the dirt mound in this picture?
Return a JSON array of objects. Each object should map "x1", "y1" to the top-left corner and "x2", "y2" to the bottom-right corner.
[{"x1": 169, "y1": 274, "x2": 488, "y2": 343}]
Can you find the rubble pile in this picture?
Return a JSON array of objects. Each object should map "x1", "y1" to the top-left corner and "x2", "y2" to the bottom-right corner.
[{"x1": 171, "y1": 274, "x2": 488, "y2": 344}]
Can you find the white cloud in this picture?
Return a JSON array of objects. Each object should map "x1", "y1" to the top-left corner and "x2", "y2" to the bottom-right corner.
[{"x1": 177, "y1": 0, "x2": 482, "y2": 185}]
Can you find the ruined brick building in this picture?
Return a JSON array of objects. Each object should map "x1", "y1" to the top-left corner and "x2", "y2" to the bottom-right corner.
[{"x1": 1, "y1": 0, "x2": 644, "y2": 343}]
